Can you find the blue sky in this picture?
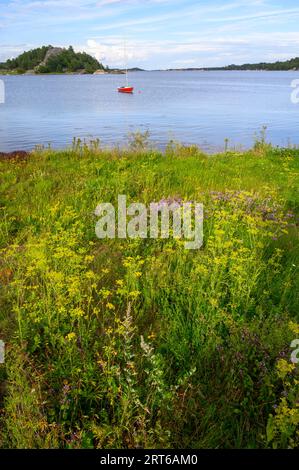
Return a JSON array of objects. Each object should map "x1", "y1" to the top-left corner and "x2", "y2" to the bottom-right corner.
[{"x1": 1, "y1": 0, "x2": 299, "y2": 68}]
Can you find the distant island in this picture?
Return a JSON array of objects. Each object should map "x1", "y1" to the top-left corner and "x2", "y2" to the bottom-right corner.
[
  {"x1": 0, "y1": 45, "x2": 124, "y2": 75},
  {"x1": 217, "y1": 56, "x2": 299, "y2": 71},
  {"x1": 166, "y1": 57, "x2": 299, "y2": 72}
]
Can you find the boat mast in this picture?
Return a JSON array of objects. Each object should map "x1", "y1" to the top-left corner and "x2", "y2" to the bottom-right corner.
[{"x1": 124, "y1": 39, "x2": 128, "y2": 87}]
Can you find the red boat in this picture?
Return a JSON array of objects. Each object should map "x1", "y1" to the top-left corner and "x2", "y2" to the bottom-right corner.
[
  {"x1": 118, "y1": 42, "x2": 134, "y2": 94},
  {"x1": 118, "y1": 86, "x2": 134, "y2": 94}
]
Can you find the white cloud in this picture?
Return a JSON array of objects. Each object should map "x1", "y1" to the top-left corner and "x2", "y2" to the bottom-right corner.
[
  {"x1": 76, "y1": 39, "x2": 149, "y2": 65},
  {"x1": 79, "y1": 30, "x2": 299, "y2": 66},
  {"x1": 172, "y1": 59, "x2": 197, "y2": 65}
]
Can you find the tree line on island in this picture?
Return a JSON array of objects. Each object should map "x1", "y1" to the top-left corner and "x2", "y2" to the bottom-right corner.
[
  {"x1": 0, "y1": 45, "x2": 107, "y2": 74},
  {"x1": 217, "y1": 56, "x2": 299, "y2": 71},
  {"x1": 167, "y1": 56, "x2": 299, "y2": 71}
]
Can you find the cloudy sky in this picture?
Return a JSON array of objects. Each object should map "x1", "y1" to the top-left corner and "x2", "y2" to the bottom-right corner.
[{"x1": 0, "y1": 0, "x2": 299, "y2": 69}]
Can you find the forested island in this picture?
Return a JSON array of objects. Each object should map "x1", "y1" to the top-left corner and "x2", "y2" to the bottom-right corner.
[
  {"x1": 0, "y1": 45, "x2": 107, "y2": 74},
  {"x1": 218, "y1": 56, "x2": 299, "y2": 71}
]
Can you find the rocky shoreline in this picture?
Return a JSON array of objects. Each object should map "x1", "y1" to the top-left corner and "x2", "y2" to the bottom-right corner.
[{"x1": 0, "y1": 70, "x2": 125, "y2": 76}]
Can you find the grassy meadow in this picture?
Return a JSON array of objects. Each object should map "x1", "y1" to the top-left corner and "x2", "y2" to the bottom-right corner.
[{"x1": 0, "y1": 137, "x2": 298, "y2": 449}]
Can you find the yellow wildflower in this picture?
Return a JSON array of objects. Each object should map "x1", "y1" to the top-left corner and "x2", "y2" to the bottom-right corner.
[
  {"x1": 84, "y1": 255, "x2": 95, "y2": 263},
  {"x1": 148, "y1": 333, "x2": 156, "y2": 340},
  {"x1": 66, "y1": 332, "x2": 76, "y2": 342},
  {"x1": 106, "y1": 302, "x2": 115, "y2": 310},
  {"x1": 276, "y1": 359, "x2": 295, "y2": 380},
  {"x1": 289, "y1": 321, "x2": 299, "y2": 336},
  {"x1": 129, "y1": 290, "x2": 141, "y2": 299}
]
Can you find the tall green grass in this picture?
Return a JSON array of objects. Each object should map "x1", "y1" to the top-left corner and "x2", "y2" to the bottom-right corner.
[{"x1": 0, "y1": 139, "x2": 298, "y2": 448}]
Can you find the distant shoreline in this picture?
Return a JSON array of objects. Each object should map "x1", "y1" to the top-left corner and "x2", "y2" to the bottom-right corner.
[
  {"x1": 2, "y1": 46, "x2": 299, "y2": 74},
  {"x1": 0, "y1": 69, "x2": 298, "y2": 76}
]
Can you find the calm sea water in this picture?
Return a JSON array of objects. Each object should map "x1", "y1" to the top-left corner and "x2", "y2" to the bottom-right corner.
[{"x1": 0, "y1": 71, "x2": 298, "y2": 152}]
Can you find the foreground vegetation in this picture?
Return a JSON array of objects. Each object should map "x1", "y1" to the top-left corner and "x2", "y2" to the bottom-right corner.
[{"x1": 0, "y1": 138, "x2": 298, "y2": 448}]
